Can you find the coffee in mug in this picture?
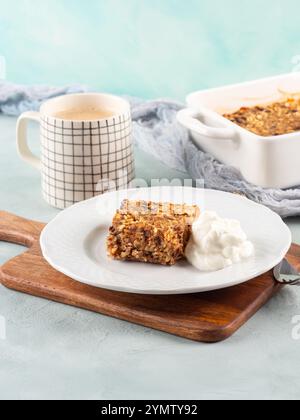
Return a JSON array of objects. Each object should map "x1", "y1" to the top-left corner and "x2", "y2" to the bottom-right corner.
[
  {"x1": 16, "y1": 93, "x2": 135, "y2": 209},
  {"x1": 53, "y1": 108, "x2": 115, "y2": 121}
]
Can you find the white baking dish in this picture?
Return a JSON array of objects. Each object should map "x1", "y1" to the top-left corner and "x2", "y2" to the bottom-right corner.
[{"x1": 177, "y1": 73, "x2": 300, "y2": 189}]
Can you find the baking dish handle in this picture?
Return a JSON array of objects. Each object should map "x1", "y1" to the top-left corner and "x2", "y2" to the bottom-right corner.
[{"x1": 177, "y1": 108, "x2": 236, "y2": 139}]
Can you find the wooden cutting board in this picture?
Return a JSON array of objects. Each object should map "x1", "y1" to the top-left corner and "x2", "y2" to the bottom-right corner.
[{"x1": 0, "y1": 211, "x2": 297, "y2": 343}]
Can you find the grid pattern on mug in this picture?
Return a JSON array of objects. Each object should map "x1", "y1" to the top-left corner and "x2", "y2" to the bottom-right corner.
[{"x1": 40, "y1": 114, "x2": 135, "y2": 209}]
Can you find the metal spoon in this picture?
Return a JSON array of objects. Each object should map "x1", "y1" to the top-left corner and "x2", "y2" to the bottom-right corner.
[{"x1": 273, "y1": 259, "x2": 300, "y2": 285}]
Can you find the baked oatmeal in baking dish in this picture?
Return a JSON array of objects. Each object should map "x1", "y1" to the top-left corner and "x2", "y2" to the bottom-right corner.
[{"x1": 223, "y1": 97, "x2": 300, "y2": 137}]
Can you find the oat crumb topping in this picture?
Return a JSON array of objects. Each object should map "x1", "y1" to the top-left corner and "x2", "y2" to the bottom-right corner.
[{"x1": 223, "y1": 98, "x2": 300, "y2": 137}]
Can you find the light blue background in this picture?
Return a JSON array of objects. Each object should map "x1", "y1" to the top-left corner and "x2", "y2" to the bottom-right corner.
[{"x1": 0, "y1": 0, "x2": 299, "y2": 99}]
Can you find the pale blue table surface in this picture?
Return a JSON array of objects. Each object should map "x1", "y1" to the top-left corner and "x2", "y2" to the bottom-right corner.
[{"x1": 0, "y1": 115, "x2": 300, "y2": 400}]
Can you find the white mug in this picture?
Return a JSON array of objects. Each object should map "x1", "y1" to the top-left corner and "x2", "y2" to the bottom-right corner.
[{"x1": 16, "y1": 93, "x2": 135, "y2": 209}]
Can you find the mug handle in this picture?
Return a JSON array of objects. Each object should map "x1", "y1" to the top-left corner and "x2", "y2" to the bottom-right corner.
[
  {"x1": 177, "y1": 108, "x2": 236, "y2": 139},
  {"x1": 16, "y1": 111, "x2": 41, "y2": 170}
]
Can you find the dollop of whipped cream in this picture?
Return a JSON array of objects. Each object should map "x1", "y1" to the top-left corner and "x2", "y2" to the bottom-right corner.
[{"x1": 185, "y1": 211, "x2": 254, "y2": 272}]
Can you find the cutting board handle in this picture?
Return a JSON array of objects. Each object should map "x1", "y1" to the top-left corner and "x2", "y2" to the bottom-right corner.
[{"x1": 0, "y1": 211, "x2": 45, "y2": 248}]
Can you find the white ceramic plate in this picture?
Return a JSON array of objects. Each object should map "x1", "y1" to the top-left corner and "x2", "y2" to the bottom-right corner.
[{"x1": 40, "y1": 187, "x2": 292, "y2": 295}]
